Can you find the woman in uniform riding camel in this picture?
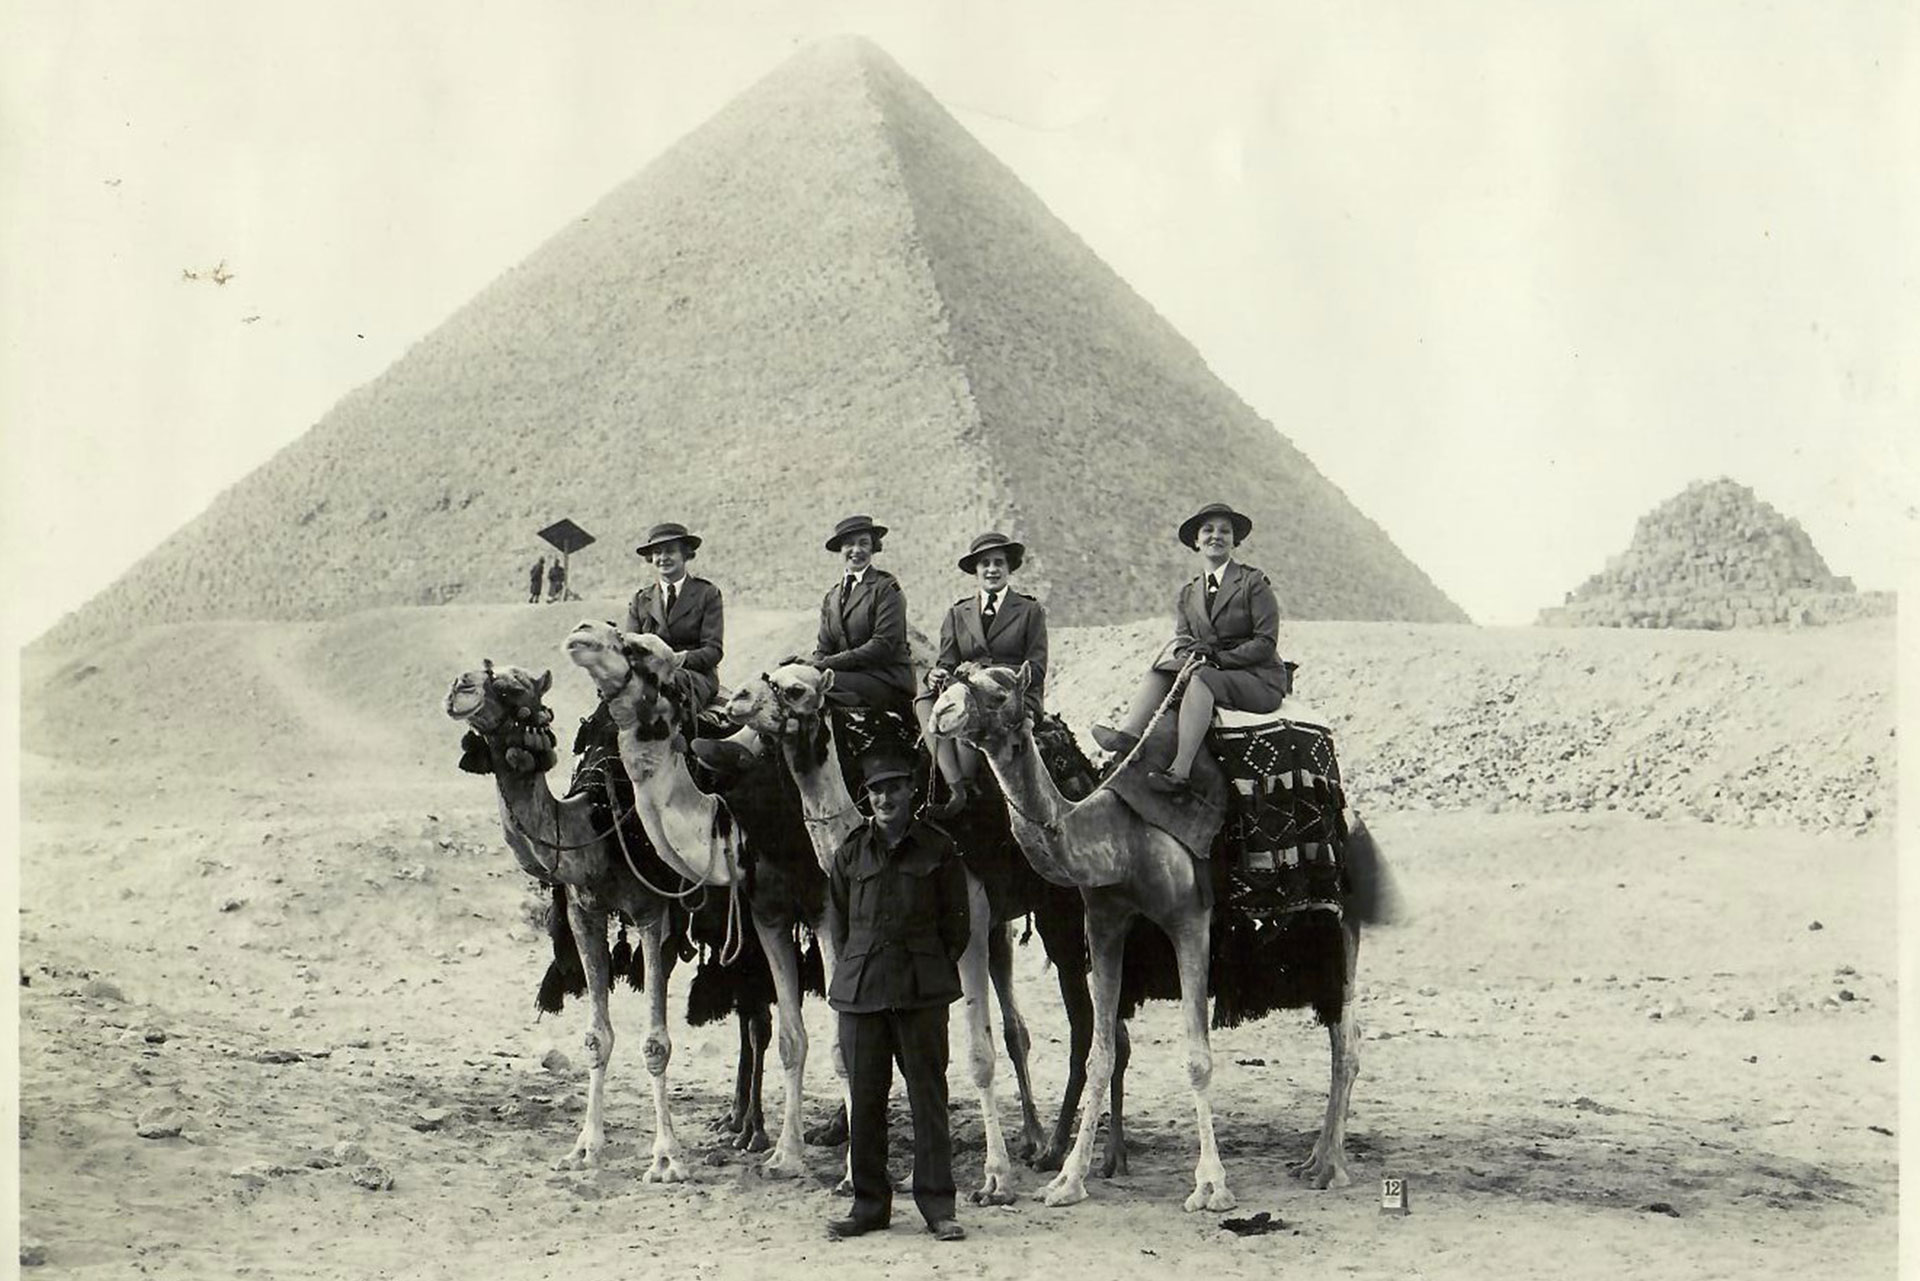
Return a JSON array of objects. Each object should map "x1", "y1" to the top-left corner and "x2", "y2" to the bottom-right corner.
[{"x1": 1092, "y1": 502, "x2": 1289, "y2": 795}]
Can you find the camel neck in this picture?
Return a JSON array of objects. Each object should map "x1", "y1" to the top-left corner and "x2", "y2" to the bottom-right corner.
[
  {"x1": 987, "y1": 726, "x2": 1093, "y2": 886},
  {"x1": 779, "y1": 726, "x2": 861, "y2": 871}
]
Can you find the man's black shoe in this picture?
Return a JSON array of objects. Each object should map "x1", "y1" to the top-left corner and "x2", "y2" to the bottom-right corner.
[
  {"x1": 928, "y1": 1218, "x2": 967, "y2": 1242},
  {"x1": 826, "y1": 1217, "x2": 888, "y2": 1240}
]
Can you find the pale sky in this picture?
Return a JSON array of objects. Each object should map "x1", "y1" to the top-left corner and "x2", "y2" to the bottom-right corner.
[{"x1": 4, "y1": 0, "x2": 1917, "y2": 645}]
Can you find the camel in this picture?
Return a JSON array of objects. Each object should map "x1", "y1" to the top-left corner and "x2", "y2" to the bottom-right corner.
[
  {"x1": 562, "y1": 622, "x2": 825, "y2": 1182},
  {"x1": 930, "y1": 661, "x2": 1388, "y2": 1210},
  {"x1": 726, "y1": 661, "x2": 1127, "y2": 1200},
  {"x1": 445, "y1": 659, "x2": 707, "y2": 1181}
]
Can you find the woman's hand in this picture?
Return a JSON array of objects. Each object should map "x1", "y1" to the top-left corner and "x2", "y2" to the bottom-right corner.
[
  {"x1": 1185, "y1": 642, "x2": 1217, "y2": 665},
  {"x1": 926, "y1": 666, "x2": 952, "y2": 691}
]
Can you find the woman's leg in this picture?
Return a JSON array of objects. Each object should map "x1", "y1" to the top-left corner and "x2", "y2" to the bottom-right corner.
[{"x1": 1167, "y1": 670, "x2": 1218, "y2": 778}]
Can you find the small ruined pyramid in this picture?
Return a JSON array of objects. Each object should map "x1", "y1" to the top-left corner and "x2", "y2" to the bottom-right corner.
[
  {"x1": 1538, "y1": 477, "x2": 1891, "y2": 629},
  {"x1": 42, "y1": 36, "x2": 1464, "y2": 649}
]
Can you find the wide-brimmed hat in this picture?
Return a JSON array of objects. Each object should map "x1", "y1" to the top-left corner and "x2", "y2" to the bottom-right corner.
[
  {"x1": 635, "y1": 522, "x2": 702, "y2": 556},
  {"x1": 858, "y1": 750, "x2": 915, "y2": 789},
  {"x1": 825, "y1": 514, "x2": 889, "y2": 552},
  {"x1": 957, "y1": 531, "x2": 1026, "y2": 575},
  {"x1": 1177, "y1": 502, "x2": 1253, "y2": 550}
]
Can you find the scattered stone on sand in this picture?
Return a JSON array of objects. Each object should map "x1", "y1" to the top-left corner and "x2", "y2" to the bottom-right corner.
[
  {"x1": 135, "y1": 1105, "x2": 184, "y2": 1138},
  {"x1": 19, "y1": 1240, "x2": 46, "y2": 1268},
  {"x1": 332, "y1": 1140, "x2": 370, "y2": 1165},
  {"x1": 1736, "y1": 1006, "x2": 1756, "y2": 1021},
  {"x1": 254, "y1": 1048, "x2": 305, "y2": 1064},
  {"x1": 1807, "y1": 920, "x2": 1824, "y2": 931},
  {"x1": 143, "y1": 1026, "x2": 168, "y2": 1044},
  {"x1": 349, "y1": 1163, "x2": 395, "y2": 1191},
  {"x1": 1645, "y1": 1201, "x2": 1682, "y2": 1217},
  {"x1": 1838, "y1": 989, "x2": 1856, "y2": 1002},
  {"x1": 413, "y1": 1108, "x2": 453, "y2": 1132},
  {"x1": 82, "y1": 978, "x2": 126, "y2": 1003},
  {"x1": 219, "y1": 897, "x2": 247, "y2": 913},
  {"x1": 285, "y1": 1004, "x2": 308, "y2": 1020},
  {"x1": 541, "y1": 1048, "x2": 573, "y2": 1075}
]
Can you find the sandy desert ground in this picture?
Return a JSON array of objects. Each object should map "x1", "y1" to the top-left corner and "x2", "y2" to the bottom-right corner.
[{"x1": 14, "y1": 603, "x2": 1901, "y2": 1279}]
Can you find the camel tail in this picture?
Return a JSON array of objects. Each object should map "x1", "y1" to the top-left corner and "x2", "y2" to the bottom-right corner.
[
  {"x1": 1343, "y1": 817, "x2": 1405, "y2": 927},
  {"x1": 536, "y1": 885, "x2": 588, "y2": 1014}
]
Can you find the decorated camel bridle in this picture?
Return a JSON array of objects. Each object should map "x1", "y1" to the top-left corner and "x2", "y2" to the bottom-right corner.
[{"x1": 755, "y1": 669, "x2": 862, "y2": 833}]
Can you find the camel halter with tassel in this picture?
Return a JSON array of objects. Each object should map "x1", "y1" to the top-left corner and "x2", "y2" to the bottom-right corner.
[{"x1": 760, "y1": 670, "x2": 861, "y2": 833}]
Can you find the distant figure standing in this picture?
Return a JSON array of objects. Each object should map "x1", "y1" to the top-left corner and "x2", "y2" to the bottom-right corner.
[
  {"x1": 546, "y1": 558, "x2": 568, "y2": 603},
  {"x1": 528, "y1": 557, "x2": 546, "y2": 604}
]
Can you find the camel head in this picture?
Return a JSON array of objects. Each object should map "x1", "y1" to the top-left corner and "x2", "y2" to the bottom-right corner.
[
  {"x1": 444, "y1": 661, "x2": 558, "y2": 774},
  {"x1": 563, "y1": 620, "x2": 684, "y2": 739},
  {"x1": 726, "y1": 663, "x2": 835, "y2": 735},
  {"x1": 930, "y1": 662, "x2": 1034, "y2": 751}
]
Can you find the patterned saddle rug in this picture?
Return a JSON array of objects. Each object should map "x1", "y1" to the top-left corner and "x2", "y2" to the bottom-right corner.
[{"x1": 1207, "y1": 713, "x2": 1350, "y2": 919}]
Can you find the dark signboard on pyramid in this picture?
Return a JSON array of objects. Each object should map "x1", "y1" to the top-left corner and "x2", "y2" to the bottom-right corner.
[{"x1": 41, "y1": 36, "x2": 1465, "y2": 649}]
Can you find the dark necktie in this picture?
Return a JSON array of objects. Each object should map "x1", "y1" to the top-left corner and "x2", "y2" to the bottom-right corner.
[
  {"x1": 840, "y1": 574, "x2": 855, "y2": 612},
  {"x1": 664, "y1": 582, "x2": 677, "y2": 617},
  {"x1": 1205, "y1": 573, "x2": 1220, "y2": 609},
  {"x1": 982, "y1": 588, "x2": 1001, "y2": 626}
]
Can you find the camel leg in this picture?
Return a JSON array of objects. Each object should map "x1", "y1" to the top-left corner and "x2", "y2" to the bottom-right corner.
[
  {"x1": 717, "y1": 1014, "x2": 752, "y2": 1135},
  {"x1": 1291, "y1": 925, "x2": 1361, "y2": 1189},
  {"x1": 1043, "y1": 896, "x2": 1129, "y2": 1207},
  {"x1": 1174, "y1": 908, "x2": 1235, "y2": 1212},
  {"x1": 734, "y1": 1003, "x2": 772, "y2": 1152},
  {"x1": 636, "y1": 917, "x2": 688, "y2": 1183},
  {"x1": 555, "y1": 898, "x2": 612, "y2": 1170},
  {"x1": 1101, "y1": 1016, "x2": 1132, "y2": 1178},
  {"x1": 989, "y1": 919, "x2": 1047, "y2": 1165},
  {"x1": 1031, "y1": 905, "x2": 1091, "y2": 1172},
  {"x1": 960, "y1": 875, "x2": 1018, "y2": 1206},
  {"x1": 805, "y1": 929, "x2": 851, "y2": 1148},
  {"x1": 750, "y1": 918, "x2": 810, "y2": 1179}
]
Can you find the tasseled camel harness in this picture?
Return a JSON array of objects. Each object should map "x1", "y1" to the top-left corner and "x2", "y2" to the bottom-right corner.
[{"x1": 460, "y1": 660, "x2": 747, "y2": 963}]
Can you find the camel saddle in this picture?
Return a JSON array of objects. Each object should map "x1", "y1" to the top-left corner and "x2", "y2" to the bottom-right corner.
[{"x1": 1207, "y1": 705, "x2": 1349, "y2": 918}]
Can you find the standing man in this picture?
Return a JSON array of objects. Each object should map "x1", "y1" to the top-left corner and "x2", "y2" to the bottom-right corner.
[
  {"x1": 825, "y1": 751, "x2": 970, "y2": 1244},
  {"x1": 545, "y1": 557, "x2": 567, "y2": 603},
  {"x1": 528, "y1": 556, "x2": 546, "y2": 604},
  {"x1": 625, "y1": 521, "x2": 724, "y2": 710}
]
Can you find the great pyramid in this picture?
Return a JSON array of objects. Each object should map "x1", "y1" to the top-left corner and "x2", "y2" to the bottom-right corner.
[
  {"x1": 1537, "y1": 477, "x2": 1894, "y2": 630},
  {"x1": 41, "y1": 36, "x2": 1465, "y2": 650}
]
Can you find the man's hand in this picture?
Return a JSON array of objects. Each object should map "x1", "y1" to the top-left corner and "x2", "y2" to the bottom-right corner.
[{"x1": 926, "y1": 666, "x2": 951, "y2": 691}]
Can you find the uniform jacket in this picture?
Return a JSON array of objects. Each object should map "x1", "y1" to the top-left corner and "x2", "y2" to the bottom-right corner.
[
  {"x1": 813, "y1": 566, "x2": 916, "y2": 696},
  {"x1": 934, "y1": 588, "x2": 1048, "y2": 714},
  {"x1": 826, "y1": 819, "x2": 970, "y2": 1013},
  {"x1": 625, "y1": 575, "x2": 724, "y2": 676},
  {"x1": 1162, "y1": 560, "x2": 1289, "y2": 696}
]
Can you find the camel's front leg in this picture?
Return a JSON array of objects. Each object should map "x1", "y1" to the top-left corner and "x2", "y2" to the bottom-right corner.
[
  {"x1": 1173, "y1": 908, "x2": 1234, "y2": 1212},
  {"x1": 751, "y1": 918, "x2": 810, "y2": 1179},
  {"x1": 636, "y1": 917, "x2": 688, "y2": 1183},
  {"x1": 556, "y1": 898, "x2": 612, "y2": 1170},
  {"x1": 1292, "y1": 928, "x2": 1361, "y2": 1189},
  {"x1": 988, "y1": 920, "x2": 1047, "y2": 1165},
  {"x1": 1043, "y1": 896, "x2": 1129, "y2": 1207},
  {"x1": 959, "y1": 875, "x2": 1017, "y2": 1206}
]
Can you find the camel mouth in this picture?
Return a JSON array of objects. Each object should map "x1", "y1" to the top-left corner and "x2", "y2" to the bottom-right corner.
[
  {"x1": 928, "y1": 690, "x2": 969, "y2": 737},
  {"x1": 445, "y1": 679, "x2": 485, "y2": 719}
]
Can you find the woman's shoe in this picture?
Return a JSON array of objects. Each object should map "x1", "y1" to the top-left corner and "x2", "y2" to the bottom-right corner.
[
  {"x1": 1145, "y1": 768, "x2": 1192, "y2": 796},
  {"x1": 1090, "y1": 724, "x2": 1139, "y2": 754},
  {"x1": 931, "y1": 778, "x2": 971, "y2": 819}
]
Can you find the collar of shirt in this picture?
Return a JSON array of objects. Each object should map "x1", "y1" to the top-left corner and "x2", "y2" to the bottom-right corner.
[
  {"x1": 980, "y1": 586, "x2": 1006, "y2": 611},
  {"x1": 1205, "y1": 561, "x2": 1233, "y2": 592},
  {"x1": 844, "y1": 567, "x2": 868, "y2": 589}
]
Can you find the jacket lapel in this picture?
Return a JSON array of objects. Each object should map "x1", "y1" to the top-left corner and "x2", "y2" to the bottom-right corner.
[
  {"x1": 986, "y1": 591, "x2": 1021, "y2": 644},
  {"x1": 1208, "y1": 562, "x2": 1246, "y2": 621},
  {"x1": 961, "y1": 597, "x2": 989, "y2": 654},
  {"x1": 1188, "y1": 577, "x2": 1221, "y2": 643}
]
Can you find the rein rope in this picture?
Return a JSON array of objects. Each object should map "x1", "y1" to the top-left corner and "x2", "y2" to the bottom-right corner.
[{"x1": 1081, "y1": 653, "x2": 1201, "y2": 803}]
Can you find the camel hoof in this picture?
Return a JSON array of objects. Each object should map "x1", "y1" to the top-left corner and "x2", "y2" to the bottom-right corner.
[
  {"x1": 736, "y1": 1126, "x2": 772, "y2": 1154},
  {"x1": 831, "y1": 1175, "x2": 855, "y2": 1197},
  {"x1": 1099, "y1": 1145, "x2": 1129, "y2": 1179},
  {"x1": 1289, "y1": 1156, "x2": 1350, "y2": 1190},
  {"x1": 1030, "y1": 1141, "x2": 1067, "y2": 1173},
  {"x1": 711, "y1": 1112, "x2": 744, "y2": 1135},
  {"x1": 1183, "y1": 1183, "x2": 1236, "y2": 1213},
  {"x1": 643, "y1": 1155, "x2": 688, "y2": 1184},
  {"x1": 969, "y1": 1182, "x2": 1018, "y2": 1207},
  {"x1": 553, "y1": 1136, "x2": 603, "y2": 1170},
  {"x1": 1041, "y1": 1174, "x2": 1089, "y2": 1208},
  {"x1": 759, "y1": 1147, "x2": 807, "y2": 1181}
]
